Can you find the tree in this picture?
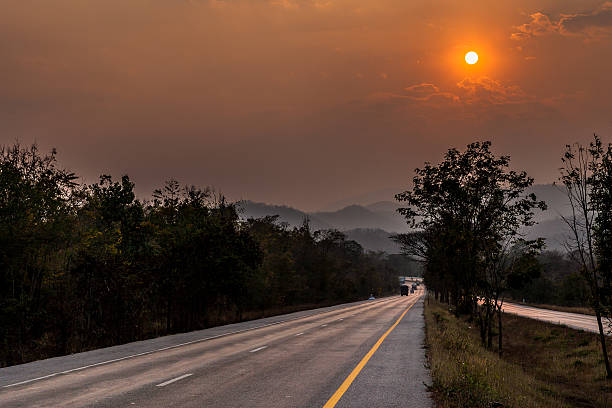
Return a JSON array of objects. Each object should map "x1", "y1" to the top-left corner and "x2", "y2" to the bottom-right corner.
[
  {"x1": 591, "y1": 138, "x2": 612, "y2": 335},
  {"x1": 0, "y1": 144, "x2": 77, "y2": 364},
  {"x1": 69, "y1": 175, "x2": 149, "y2": 347},
  {"x1": 483, "y1": 239, "x2": 542, "y2": 354},
  {"x1": 149, "y1": 181, "x2": 262, "y2": 330},
  {"x1": 395, "y1": 141, "x2": 545, "y2": 351},
  {"x1": 559, "y1": 135, "x2": 612, "y2": 379},
  {"x1": 0, "y1": 143, "x2": 403, "y2": 367}
]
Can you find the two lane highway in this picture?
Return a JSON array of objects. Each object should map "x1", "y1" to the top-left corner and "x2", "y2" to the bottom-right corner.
[
  {"x1": 0, "y1": 291, "x2": 430, "y2": 407},
  {"x1": 502, "y1": 302, "x2": 608, "y2": 334}
]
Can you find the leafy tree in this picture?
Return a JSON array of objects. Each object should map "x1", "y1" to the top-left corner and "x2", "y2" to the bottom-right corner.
[
  {"x1": 69, "y1": 175, "x2": 149, "y2": 347},
  {"x1": 395, "y1": 141, "x2": 545, "y2": 351},
  {"x1": 0, "y1": 143, "x2": 403, "y2": 367},
  {"x1": 0, "y1": 144, "x2": 77, "y2": 365}
]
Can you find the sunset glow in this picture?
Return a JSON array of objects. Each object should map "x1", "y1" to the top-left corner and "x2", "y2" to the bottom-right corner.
[
  {"x1": 1, "y1": 0, "x2": 610, "y2": 211},
  {"x1": 465, "y1": 51, "x2": 479, "y2": 65}
]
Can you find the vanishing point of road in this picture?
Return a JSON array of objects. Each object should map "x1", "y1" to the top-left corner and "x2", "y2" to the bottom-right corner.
[{"x1": 0, "y1": 291, "x2": 431, "y2": 408}]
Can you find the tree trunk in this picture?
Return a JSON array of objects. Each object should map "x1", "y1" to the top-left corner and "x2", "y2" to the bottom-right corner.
[
  {"x1": 595, "y1": 308, "x2": 612, "y2": 379},
  {"x1": 497, "y1": 308, "x2": 503, "y2": 356},
  {"x1": 478, "y1": 306, "x2": 486, "y2": 346},
  {"x1": 487, "y1": 309, "x2": 493, "y2": 349},
  {"x1": 166, "y1": 299, "x2": 171, "y2": 332}
]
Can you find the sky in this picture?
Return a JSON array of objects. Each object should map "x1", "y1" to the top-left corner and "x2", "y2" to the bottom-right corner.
[{"x1": 2, "y1": 0, "x2": 612, "y2": 211}]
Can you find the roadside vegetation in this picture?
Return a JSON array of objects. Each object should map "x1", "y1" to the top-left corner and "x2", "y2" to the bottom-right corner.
[
  {"x1": 425, "y1": 298, "x2": 612, "y2": 408},
  {"x1": 395, "y1": 137, "x2": 612, "y2": 378},
  {"x1": 0, "y1": 143, "x2": 404, "y2": 367},
  {"x1": 507, "y1": 250, "x2": 590, "y2": 309}
]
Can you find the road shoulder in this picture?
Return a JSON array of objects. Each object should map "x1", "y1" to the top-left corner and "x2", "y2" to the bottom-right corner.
[{"x1": 335, "y1": 296, "x2": 432, "y2": 408}]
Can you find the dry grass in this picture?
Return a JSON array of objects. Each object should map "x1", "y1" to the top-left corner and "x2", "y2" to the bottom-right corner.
[
  {"x1": 424, "y1": 298, "x2": 612, "y2": 408},
  {"x1": 501, "y1": 311, "x2": 612, "y2": 407}
]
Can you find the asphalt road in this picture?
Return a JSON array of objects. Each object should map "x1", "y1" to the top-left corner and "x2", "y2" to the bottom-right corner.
[
  {"x1": 0, "y1": 291, "x2": 431, "y2": 408},
  {"x1": 502, "y1": 302, "x2": 607, "y2": 334}
]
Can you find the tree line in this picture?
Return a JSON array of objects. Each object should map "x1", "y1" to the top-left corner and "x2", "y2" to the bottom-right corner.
[
  {"x1": 394, "y1": 137, "x2": 612, "y2": 378},
  {"x1": 506, "y1": 250, "x2": 589, "y2": 307},
  {"x1": 0, "y1": 143, "x2": 401, "y2": 367}
]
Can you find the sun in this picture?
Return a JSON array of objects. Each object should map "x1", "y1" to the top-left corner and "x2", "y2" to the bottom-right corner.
[{"x1": 465, "y1": 51, "x2": 478, "y2": 65}]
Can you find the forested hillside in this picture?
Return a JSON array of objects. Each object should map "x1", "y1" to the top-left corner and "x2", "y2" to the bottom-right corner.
[{"x1": 0, "y1": 144, "x2": 403, "y2": 367}]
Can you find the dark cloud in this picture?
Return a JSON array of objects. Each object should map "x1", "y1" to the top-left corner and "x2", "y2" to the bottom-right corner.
[
  {"x1": 560, "y1": 2, "x2": 612, "y2": 35},
  {"x1": 512, "y1": 2, "x2": 612, "y2": 40}
]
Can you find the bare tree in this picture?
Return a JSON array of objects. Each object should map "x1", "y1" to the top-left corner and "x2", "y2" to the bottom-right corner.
[
  {"x1": 483, "y1": 238, "x2": 543, "y2": 355},
  {"x1": 559, "y1": 135, "x2": 612, "y2": 379}
]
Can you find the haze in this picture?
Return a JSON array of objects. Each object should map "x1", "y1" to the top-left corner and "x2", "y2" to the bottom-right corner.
[{"x1": 2, "y1": 0, "x2": 611, "y2": 210}]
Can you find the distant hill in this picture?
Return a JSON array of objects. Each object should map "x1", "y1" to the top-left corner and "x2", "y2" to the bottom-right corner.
[
  {"x1": 239, "y1": 201, "x2": 409, "y2": 233},
  {"x1": 344, "y1": 228, "x2": 402, "y2": 253},
  {"x1": 312, "y1": 205, "x2": 408, "y2": 233},
  {"x1": 237, "y1": 201, "x2": 332, "y2": 231},
  {"x1": 365, "y1": 201, "x2": 400, "y2": 212},
  {"x1": 238, "y1": 184, "x2": 574, "y2": 254},
  {"x1": 524, "y1": 217, "x2": 570, "y2": 252},
  {"x1": 320, "y1": 187, "x2": 405, "y2": 211},
  {"x1": 238, "y1": 201, "x2": 406, "y2": 253},
  {"x1": 526, "y1": 184, "x2": 570, "y2": 223}
]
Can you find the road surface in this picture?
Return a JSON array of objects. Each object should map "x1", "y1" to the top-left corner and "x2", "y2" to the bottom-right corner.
[
  {"x1": 0, "y1": 291, "x2": 431, "y2": 408},
  {"x1": 503, "y1": 302, "x2": 608, "y2": 334}
]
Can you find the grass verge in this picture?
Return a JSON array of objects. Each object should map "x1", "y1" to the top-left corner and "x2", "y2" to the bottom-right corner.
[{"x1": 424, "y1": 297, "x2": 612, "y2": 408}]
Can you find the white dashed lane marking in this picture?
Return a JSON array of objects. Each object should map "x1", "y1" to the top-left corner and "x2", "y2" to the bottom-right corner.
[{"x1": 156, "y1": 373, "x2": 193, "y2": 387}]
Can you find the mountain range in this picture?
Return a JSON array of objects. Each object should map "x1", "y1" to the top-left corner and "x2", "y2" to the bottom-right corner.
[{"x1": 238, "y1": 184, "x2": 573, "y2": 254}]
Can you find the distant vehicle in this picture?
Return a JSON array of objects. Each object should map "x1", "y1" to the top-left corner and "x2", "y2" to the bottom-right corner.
[
  {"x1": 410, "y1": 288, "x2": 414, "y2": 294},
  {"x1": 368, "y1": 295, "x2": 376, "y2": 300},
  {"x1": 400, "y1": 285, "x2": 409, "y2": 296},
  {"x1": 412, "y1": 283, "x2": 418, "y2": 291}
]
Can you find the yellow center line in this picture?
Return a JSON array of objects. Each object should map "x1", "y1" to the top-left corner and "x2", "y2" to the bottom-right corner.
[{"x1": 322, "y1": 296, "x2": 420, "y2": 408}]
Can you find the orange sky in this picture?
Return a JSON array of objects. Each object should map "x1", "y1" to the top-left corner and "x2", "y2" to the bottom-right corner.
[{"x1": 2, "y1": 0, "x2": 612, "y2": 210}]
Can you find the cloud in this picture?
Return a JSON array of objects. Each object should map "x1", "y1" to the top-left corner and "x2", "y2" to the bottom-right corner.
[
  {"x1": 401, "y1": 83, "x2": 459, "y2": 103},
  {"x1": 394, "y1": 78, "x2": 531, "y2": 107},
  {"x1": 364, "y1": 77, "x2": 548, "y2": 123},
  {"x1": 511, "y1": 12, "x2": 557, "y2": 40},
  {"x1": 560, "y1": 2, "x2": 612, "y2": 36},
  {"x1": 456, "y1": 77, "x2": 532, "y2": 105},
  {"x1": 269, "y1": 0, "x2": 333, "y2": 9},
  {"x1": 405, "y1": 83, "x2": 439, "y2": 94},
  {"x1": 512, "y1": 2, "x2": 612, "y2": 40}
]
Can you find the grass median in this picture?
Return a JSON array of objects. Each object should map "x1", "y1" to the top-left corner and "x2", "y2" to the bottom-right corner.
[{"x1": 424, "y1": 297, "x2": 612, "y2": 408}]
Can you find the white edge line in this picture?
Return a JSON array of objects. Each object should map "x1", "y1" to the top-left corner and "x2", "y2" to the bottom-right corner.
[
  {"x1": 156, "y1": 373, "x2": 193, "y2": 387},
  {"x1": 249, "y1": 346, "x2": 267, "y2": 353},
  {"x1": 3, "y1": 296, "x2": 397, "y2": 388}
]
